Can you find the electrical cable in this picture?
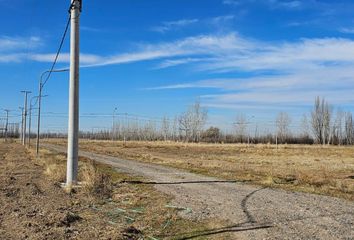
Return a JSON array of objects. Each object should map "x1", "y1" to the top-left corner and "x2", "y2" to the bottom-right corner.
[{"x1": 41, "y1": 1, "x2": 76, "y2": 89}]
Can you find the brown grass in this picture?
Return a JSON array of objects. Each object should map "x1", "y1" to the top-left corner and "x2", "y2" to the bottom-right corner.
[
  {"x1": 28, "y1": 144, "x2": 231, "y2": 239},
  {"x1": 45, "y1": 139, "x2": 354, "y2": 200},
  {"x1": 80, "y1": 160, "x2": 113, "y2": 198},
  {"x1": 29, "y1": 148, "x2": 67, "y2": 182}
]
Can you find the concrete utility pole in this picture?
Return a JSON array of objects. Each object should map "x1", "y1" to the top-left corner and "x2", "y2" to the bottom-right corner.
[
  {"x1": 36, "y1": 70, "x2": 68, "y2": 155},
  {"x1": 28, "y1": 109, "x2": 32, "y2": 146},
  {"x1": 28, "y1": 97, "x2": 36, "y2": 147},
  {"x1": 66, "y1": 0, "x2": 82, "y2": 186},
  {"x1": 29, "y1": 96, "x2": 44, "y2": 147},
  {"x1": 19, "y1": 107, "x2": 24, "y2": 141},
  {"x1": 21, "y1": 91, "x2": 31, "y2": 145},
  {"x1": 36, "y1": 79, "x2": 42, "y2": 155},
  {"x1": 112, "y1": 107, "x2": 117, "y2": 141},
  {"x1": 4, "y1": 109, "x2": 9, "y2": 142}
]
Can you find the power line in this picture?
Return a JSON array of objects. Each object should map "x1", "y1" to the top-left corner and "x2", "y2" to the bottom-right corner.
[
  {"x1": 41, "y1": 13, "x2": 71, "y2": 89},
  {"x1": 36, "y1": 2, "x2": 75, "y2": 157}
]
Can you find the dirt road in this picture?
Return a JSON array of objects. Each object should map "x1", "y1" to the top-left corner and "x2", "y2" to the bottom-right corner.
[{"x1": 44, "y1": 144, "x2": 354, "y2": 239}]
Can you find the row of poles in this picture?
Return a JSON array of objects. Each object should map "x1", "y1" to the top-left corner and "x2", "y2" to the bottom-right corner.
[{"x1": 12, "y1": 0, "x2": 82, "y2": 187}]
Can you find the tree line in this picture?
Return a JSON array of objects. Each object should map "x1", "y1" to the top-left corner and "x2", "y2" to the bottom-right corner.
[
  {"x1": 5, "y1": 97, "x2": 353, "y2": 145},
  {"x1": 0, "y1": 123, "x2": 20, "y2": 138},
  {"x1": 79, "y1": 97, "x2": 354, "y2": 145}
]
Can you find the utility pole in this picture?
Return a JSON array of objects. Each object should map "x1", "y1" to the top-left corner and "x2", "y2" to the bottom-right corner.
[
  {"x1": 29, "y1": 96, "x2": 44, "y2": 147},
  {"x1": 36, "y1": 70, "x2": 68, "y2": 156},
  {"x1": 28, "y1": 97, "x2": 36, "y2": 147},
  {"x1": 66, "y1": 0, "x2": 82, "y2": 186},
  {"x1": 4, "y1": 109, "x2": 9, "y2": 142},
  {"x1": 21, "y1": 91, "x2": 31, "y2": 145},
  {"x1": 36, "y1": 78, "x2": 42, "y2": 155},
  {"x1": 112, "y1": 107, "x2": 117, "y2": 141},
  {"x1": 28, "y1": 105, "x2": 32, "y2": 147},
  {"x1": 19, "y1": 107, "x2": 24, "y2": 142},
  {"x1": 124, "y1": 113, "x2": 127, "y2": 143}
]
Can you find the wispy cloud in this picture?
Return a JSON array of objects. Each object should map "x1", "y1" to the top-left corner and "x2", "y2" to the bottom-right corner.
[
  {"x1": 147, "y1": 65, "x2": 354, "y2": 93},
  {"x1": 339, "y1": 27, "x2": 354, "y2": 34},
  {"x1": 206, "y1": 38, "x2": 354, "y2": 73},
  {"x1": 0, "y1": 52, "x2": 103, "y2": 64},
  {"x1": 29, "y1": 53, "x2": 103, "y2": 64},
  {"x1": 151, "y1": 19, "x2": 199, "y2": 33},
  {"x1": 210, "y1": 15, "x2": 235, "y2": 23},
  {"x1": 0, "y1": 36, "x2": 42, "y2": 52},
  {"x1": 269, "y1": 0, "x2": 303, "y2": 9},
  {"x1": 141, "y1": 34, "x2": 354, "y2": 108},
  {"x1": 224, "y1": 0, "x2": 304, "y2": 9},
  {"x1": 154, "y1": 57, "x2": 212, "y2": 69},
  {"x1": 0, "y1": 53, "x2": 25, "y2": 63},
  {"x1": 80, "y1": 33, "x2": 253, "y2": 68},
  {"x1": 2, "y1": 32, "x2": 354, "y2": 109},
  {"x1": 81, "y1": 26, "x2": 103, "y2": 32},
  {"x1": 151, "y1": 15, "x2": 236, "y2": 33},
  {"x1": 223, "y1": 0, "x2": 242, "y2": 6},
  {"x1": 0, "y1": 36, "x2": 43, "y2": 62}
]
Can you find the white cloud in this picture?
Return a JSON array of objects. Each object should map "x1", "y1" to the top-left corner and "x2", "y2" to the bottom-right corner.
[
  {"x1": 194, "y1": 37, "x2": 354, "y2": 73},
  {"x1": 223, "y1": 0, "x2": 304, "y2": 10},
  {"x1": 141, "y1": 34, "x2": 354, "y2": 109},
  {"x1": 151, "y1": 15, "x2": 236, "y2": 33},
  {"x1": 0, "y1": 36, "x2": 43, "y2": 62},
  {"x1": 202, "y1": 88, "x2": 354, "y2": 108},
  {"x1": 269, "y1": 0, "x2": 303, "y2": 9},
  {"x1": 155, "y1": 57, "x2": 212, "y2": 69},
  {"x1": 29, "y1": 53, "x2": 103, "y2": 64},
  {"x1": 80, "y1": 33, "x2": 254, "y2": 68},
  {"x1": 151, "y1": 19, "x2": 199, "y2": 33},
  {"x1": 81, "y1": 26, "x2": 103, "y2": 32},
  {"x1": 223, "y1": 0, "x2": 242, "y2": 6},
  {"x1": 2, "y1": 31, "x2": 354, "y2": 109},
  {"x1": 210, "y1": 15, "x2": 235, "y2": 23},
  {"x1": 0, "y1": 53, "x2": 25, "y2": 63},
  {"x1": 0, "y1": 52, "x2": 103, "y2": 64},
  {"x1": 339, "y1": 27, "x2": 354, "y2": 34},
  {"x1": 0, "y1": 36, "x2": 42, "y2": 52}
]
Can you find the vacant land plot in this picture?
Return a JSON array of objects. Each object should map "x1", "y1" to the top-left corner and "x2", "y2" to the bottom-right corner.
[
  {"x1": 0, "y1": 142, "x2": 227, "y2": 239},
  {"x1": 46, "y1": 139, "x2": 354, "y2": 200}
]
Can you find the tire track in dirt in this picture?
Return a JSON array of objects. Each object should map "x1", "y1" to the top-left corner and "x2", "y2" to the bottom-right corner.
[{"x1": 44, "y1": 144, "x2": 354, "y2": 239}]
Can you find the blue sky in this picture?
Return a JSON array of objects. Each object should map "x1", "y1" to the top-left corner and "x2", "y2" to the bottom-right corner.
[{"x1": 1, "y1": 0, "x2": 354, "y2": 132}]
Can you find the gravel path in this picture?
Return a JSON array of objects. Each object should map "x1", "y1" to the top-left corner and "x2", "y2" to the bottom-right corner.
[{"x1": 44, "y1": 144, "x2": 354, "y2": 240}]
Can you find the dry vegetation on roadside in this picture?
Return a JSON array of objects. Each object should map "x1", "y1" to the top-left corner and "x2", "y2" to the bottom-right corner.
[
  {"x1": 1, "y1": 142, "x2": 231, "y2": 239},
  {"x1": 46, "y1": 139, "x2": 354, "y2": 200}
]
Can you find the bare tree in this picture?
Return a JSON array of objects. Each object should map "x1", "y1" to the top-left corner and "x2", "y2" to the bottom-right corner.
[
  {"x1": 234, "y1": 114, "x2": 247, "y2": 143},
  {"x1": 300, "y1": 114, "x2": 310, "y2": 137},
  {"x1": 178, "y1": 111, "x2": 192, "y2": 142},
  {"x1": 172, "y1": 116, "x2": 178, "y2": 141},
  {"x1": 276, "y1": 112, "x2": 291, "y2": 143},
  {"x1": 324, "y1": 104, "x2": 333, "y2": 145},
  {"x1": 161, "y1": 116, "x2": 170, "y2": 141},
  {"x1": 202, "y1": 127, "x2": 221, "y2": 143},
  {"x1": 333, "y1": 109, "x2": 344, "y2": 145},
  {"x1": 345, "y1": 112, "x2": 353, "y2": 145},
  {"x1": 178, "y1": 100, "x2": 208, "y2": 142},
  {"x1": 311, "y1": 97, "x2": 332, "y2": 145}
]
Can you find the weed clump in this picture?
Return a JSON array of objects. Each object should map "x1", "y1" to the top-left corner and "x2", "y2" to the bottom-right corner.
[
  {"x1": 45, "y1": 163, "x2": 66, "y2": 182},
  {"x1": 81, "y1": 161, "x2": 113, "y2": 198}
]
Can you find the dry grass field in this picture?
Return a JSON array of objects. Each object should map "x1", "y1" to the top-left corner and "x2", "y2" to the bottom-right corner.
[
  {"x1": 46, "y1": 139, "x2": 354, "y2": 201},
  {"x1": 1, "y1": 142, "x2": 230, "y2": 239}
]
